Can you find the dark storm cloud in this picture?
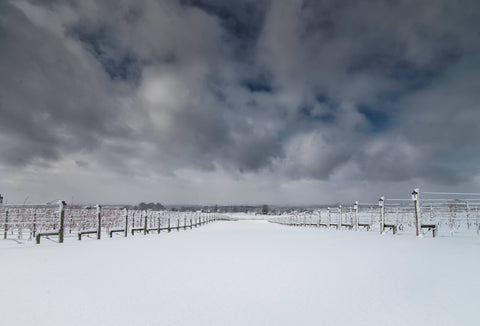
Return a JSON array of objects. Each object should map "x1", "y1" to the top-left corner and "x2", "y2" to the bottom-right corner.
[
  {"x1": 1, "y1": 0, "x2": 480, "y2": 205},
  {"x1": 0, "y1": 1, "x2": 132, "y2": 167}
]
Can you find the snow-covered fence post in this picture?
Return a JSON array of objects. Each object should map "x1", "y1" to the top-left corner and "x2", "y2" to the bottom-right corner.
[
  {"x1": 177, "y1": 218, "x2": 180, "y2": 231},
  {"x1": 144, "y1": 213, "x2": 148, "y2": 235},
  {"x1": 412, "y1": 189, "x2": 421, "y2": 237},
  {"x1": 58, "y1": 201, "x2": 66, "y2": 243},
  {"x1": 124, "y1": 208, "x2": 128, "y2": 237},
  {"x1": 96, "y1": 205, "x2": 102, "y2": 240},
  {"x1": 466, "y1": 201, "x2": 470, "y2": 229},
  {"x1": 3, "y1": 210, "x2": 8, "y2": 239},
  {"x1": 338, "y1": 205, "x2": 342, "y2": 227},
  {"x1": 354, "y1": 201, "x2": 359, "y2": 232},
  {"x1": 32, "y1": 210, "x2": 37, "y2": 238},
  {"x1": 184, "y1": 217, "x2": 187, "y2": 230},
  {"x1": 327, "y1": 207, "x2": 331, "y2": 227},
  {"x1": 379, "y1": 197, "x2": 385, "y2": 235}
]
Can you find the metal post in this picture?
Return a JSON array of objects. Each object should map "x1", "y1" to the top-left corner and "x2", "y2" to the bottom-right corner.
[
  {"x1": 379, "y1": 197, "x2": 384, "y2": 235},
  {"x1": 354, "y1": 201, "x2": 359, "y2": 232},
  {"x1": 168, "y1": 217, "x2": 171, "y2": 232},
  {"x1": 412, "y1": 188, "x2": 421, "y2": 237},
  {"x1": 59, "y1": 201, "x2": 65, "y2": 243}
]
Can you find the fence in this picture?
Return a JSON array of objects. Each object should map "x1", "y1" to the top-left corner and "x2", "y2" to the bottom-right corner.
[
  {"x1": 0, "y1": 202, "x2": 227, "y2": 244},
  {"x1": 270, "y1": 189, "x2": 480, "y2": 237}
]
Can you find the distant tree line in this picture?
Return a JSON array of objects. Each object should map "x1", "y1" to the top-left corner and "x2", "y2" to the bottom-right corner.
[{"x1": 135, "y1": 202, "x2": 165, "y2": 211}]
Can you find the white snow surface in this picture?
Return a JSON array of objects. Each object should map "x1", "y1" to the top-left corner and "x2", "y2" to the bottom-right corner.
[{"x1": 1, "y1": 220, "x2": 479, "y2": 326}]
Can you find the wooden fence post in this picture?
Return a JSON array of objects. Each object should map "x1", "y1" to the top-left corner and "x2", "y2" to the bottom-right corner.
[
  {"x1": 379, "y1": 197, "x2": 384, "y2": 235},
  {"x1": 144, "y1": 213, "x2": 148, "y2": 235},
  {"x1": 59, "y1": 201, "x2": 66, "y2": 243},
  {"x1": 33, "y1": 210, "x2": 37, "y2": 238},
  {"x1": 124, "y1": 208, "x2": 128, "y2": 237},
  {"x1": 338, "y1": 205, "x2": 342, "y2": 227},
  {"x1": 354, "y1": 201, "x2": 359, "y2": 232},
  {"x1": 466, "y1": 201, "x2": 470, "y2": 229},
  {"x1": 3, "y1": 210, "x2": 8, "y2": 239},
  {"x1": 96, "y1": 205, "x2": 102, "y2": 240},
  {"x1": 412, "y1": 188, "x2": 421, "y2": 237}
]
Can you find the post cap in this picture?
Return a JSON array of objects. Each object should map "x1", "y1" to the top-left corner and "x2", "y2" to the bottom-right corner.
[{"x1": 379, "y1": 197, "x2": 384, "y2": 206}]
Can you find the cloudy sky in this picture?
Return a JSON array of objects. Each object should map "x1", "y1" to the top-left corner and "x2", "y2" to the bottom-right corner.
[{"x1": 1, "y1": 0, "x2": 480, "y2": 205}]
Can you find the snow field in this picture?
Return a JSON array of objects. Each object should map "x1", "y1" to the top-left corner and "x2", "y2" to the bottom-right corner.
[{"x1": 0, "y1": 220, "x2": 479, "y2": 326}]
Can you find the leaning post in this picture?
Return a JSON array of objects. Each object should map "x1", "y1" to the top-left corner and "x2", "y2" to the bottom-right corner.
[
  {"x1": 354, "y1": 201, "x2": 359, "y2": 232},
  {"x1": 58, "y1": 201, "x2": 66, "y2": 243},
  {"x1": 412, "y1": 188, "x2": 421, "y2": 237},
  {"x1": 379, "y1": 197, "x2": 385, "y2": 235},
  {"x1": 96, "y1": 204, "x2": 102, "y2": 240}
]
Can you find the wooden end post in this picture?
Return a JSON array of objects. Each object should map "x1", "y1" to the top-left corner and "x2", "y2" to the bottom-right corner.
[
  {"x1": 412, "y1": 188, "x2": 421, "y2": 237},
  {"x1": 58, "y1": 201, "x2": 66, "y2": 243}
]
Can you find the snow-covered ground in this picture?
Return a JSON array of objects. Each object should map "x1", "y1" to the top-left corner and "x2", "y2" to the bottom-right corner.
[{"x1": 0, "y1": 220, "x2": 479, "y2": 325}]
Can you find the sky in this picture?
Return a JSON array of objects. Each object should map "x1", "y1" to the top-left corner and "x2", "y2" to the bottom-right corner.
[{"x1": 1, "y1": 0, "x2": 480, "y2": 205}]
